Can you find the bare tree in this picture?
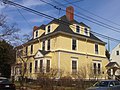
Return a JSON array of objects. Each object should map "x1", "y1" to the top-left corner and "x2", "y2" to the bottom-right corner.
[{"x1": 0, "y1": 14, "x2": 20, "y2": 44}]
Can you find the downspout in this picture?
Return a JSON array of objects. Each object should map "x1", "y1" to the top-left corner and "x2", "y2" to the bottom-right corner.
[
  {"x1": 86, "y1": 38, "x2": 88, "y2": 58},
  {"x1": 58, "y1": 51, "x2": 60, "y2": 79}
]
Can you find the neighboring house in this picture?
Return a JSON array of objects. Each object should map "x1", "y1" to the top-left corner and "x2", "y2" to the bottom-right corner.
[
  {"x1": 11, "y1": 6, "x2": 109, "y2": 80},
  {"x1": 107, "y1": 44, "x2": 120, "y2": 79},
  {"x1": 111, "y1": 44, "x2": 120, "y2": 65}
]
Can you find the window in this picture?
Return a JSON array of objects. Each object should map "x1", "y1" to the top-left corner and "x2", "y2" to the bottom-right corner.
[
  {"x1": 40, "y1": 60, "x2": 43, "y2": 72},
  {"x1": 48, "y1": 25, "x2": 50, "y2": 33},
  {"x1": 46, "y1": 60, "x2": 50, "y2": 72},
  {"x1": 116, "y1": 51, "x2": 119, "y2": 55},
  {"x1": 31, "y1": 45, "x2": 33, "y2": 54},
  {"x1": 72, "y1": 39, "x2": 77, "y2": 50},
  {"x1": 36, "y1": 31, "x2": 38, "y2": 37},
  {"x1": 72, "y1": 60, "x2": 77, "y2": 73},
  {"x1": 84, "y1": 28, "x2": 88, "y2": 35},
  {"x1": 35, "y1": 60, "x2": 38, "y2": 73},
  {"x1": 30, "y1": 62, "x2": 32, "y2": 73},
  {"x1": 95, "y1": 43, "x2": 98, "y2": 54},
  {"x1": 93, "y1": 63, "x2": 97, "y2": 75},
  {"x1": 25, "y1": 47, "x2": 28, "y2": 56},
  {"x1": 93, "y1": 62, "x2": 101, "y2": 75},
  {"x1": 76, "y1": 25, "x2": 80, "y2": 33},
  {"x1": 47, "y1": 39, "x2": 50, "y2": 50},
  {"x1": 17, "y1": 49, "x2": 23, "y2": 57},
  {"x1": 42, "y1": 41, "x2": 45, "y2": 50},
  {"x1": 98, "y1": 63, "x2": 101, "y2": 74}
]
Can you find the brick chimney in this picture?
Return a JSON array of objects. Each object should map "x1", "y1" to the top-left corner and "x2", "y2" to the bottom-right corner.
[
  {"x1": 33, "y1": 26, "x2": 38, "y2": 31},
  {"x1": 66, "y1": 6, "x2": 74, "y2": 21}
]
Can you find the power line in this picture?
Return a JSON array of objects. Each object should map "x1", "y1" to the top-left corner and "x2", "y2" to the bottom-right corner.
[
  {"x1": 2, "y1": 0, "x2": 54, "y2": 20},
  {"x1": 1, "y1": 0, "x2": 120, "y2": 43},
  {"x1": 63, "y1": 0, "x2": 120, "y2": 27},
  {"x1": 57, "y1": 0, "x2": 82, "y2": 6},
  {"x1": 16, "y1": 8, "x2": 32, "y2": 28},
  {"x1": 50, "y1": 0, "x2": 120, "y2": 33}
]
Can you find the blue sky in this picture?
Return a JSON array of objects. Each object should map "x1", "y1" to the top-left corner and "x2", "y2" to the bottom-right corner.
[{"x1": 0, "y1": 0, "x2": 120, "y2": 52}]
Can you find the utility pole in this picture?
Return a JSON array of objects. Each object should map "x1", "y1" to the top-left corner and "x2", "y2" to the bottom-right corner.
[{"x1": 108, "y1": 38, "x2": 110, "y2": 52}]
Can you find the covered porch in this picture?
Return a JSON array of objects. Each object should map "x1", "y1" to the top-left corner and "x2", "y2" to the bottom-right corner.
[{"x1": 106, "y1": 62, "x2": 120, "y2": 80}]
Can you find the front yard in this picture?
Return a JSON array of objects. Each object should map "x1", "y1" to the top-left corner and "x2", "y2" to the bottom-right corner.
[{"x1": 15, "y1": 79, "x2": 97, "y2": 90}]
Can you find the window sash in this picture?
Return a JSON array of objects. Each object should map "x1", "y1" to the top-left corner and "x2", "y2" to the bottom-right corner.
[
  {"x1": 48, "y1": 25, "x2": 50, "y2": 33},
  {"x1": 95, "y1": 44, "x2": 98, "y2": 54},
  {"x1": 42, "y1": 41, "x2": 45, "y2": 50},
  {"x1": 35, "y1": 61, "x2": 38, "y2": 73},
  {"x1": 98, "y1": 63, "x2": 101, "y2": 74},
  {"x1": 72, "y1": 39, "x2": 77, "y2": 50},
  {"x1": 31, "y1": 45, "x2": 33, "y2": 54},
  {"x1": 72, "y1": 61, "x2": 77, "y2": 73},
  {"x1": 93, "y1": 63, "x2": 101, "y2": 75},
  {"x1": 76, "y1": 26, "x2": 80, "y2": 33},
  {"x1": 116, "y1": 51, "x2": 119, "y2": 55},
  {"x1": 40, "y1": 60, "x2": 43, "y2": 72},
  {"x1": 84, "y1": 28, "x2": 88, "y2": 35},
  {"x1": 47, "y1": 39, "x2": 50, "y2": 50},
  {"x1": 36, "y1": 31, "x2": 38, "y2": 37},
  {"x1": 46, "y1": 60, "x2": 50, "y2": 72},
  {"x1": 30, "y1": 63, "x2": 32, "y2": 73}
]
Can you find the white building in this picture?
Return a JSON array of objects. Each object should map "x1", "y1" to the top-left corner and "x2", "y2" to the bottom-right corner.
[
  {"x1": 111, "y1": 44, "x2": 120, "y2": 64},
  {"x1": 107, "y1": 43, "x2": 120, "y2": 79}
]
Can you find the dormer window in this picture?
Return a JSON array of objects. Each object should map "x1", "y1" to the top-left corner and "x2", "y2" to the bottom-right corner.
[
  {"x1": 84, "y1": 28, "x2": 88, "y2": 35},
  {"x1": 35, "y1": 31, "x2": 38, "y2": 38},
  {"x1": 48, "y1": 25, "x2": 51, "y2": 33},
  {"x1": 76, "y1": 25, "x2": 80, "y2": 33}
]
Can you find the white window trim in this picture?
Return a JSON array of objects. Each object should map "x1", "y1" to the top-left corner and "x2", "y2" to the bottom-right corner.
[
  {"x1": 116, "y1": 50, "x2": 119, "y2": 55},
  {"x1": 84, "y1": 27, "x2": 88, "y2": 36},
  {"x1": 42, "y1": 40, "x2": 46, "y2": 51},
  {"x1": 47, "y1": 39, "x2": 51, "y2": 51},
  {"x1": 38, "y1": 58, "x2": 51, "y2": 73},
  {"x1": 46, "y1": 24, "x2": 52, "y2": 34},
  {"x1": 76, "y1": 25, "x2": 80, "y2": 33},
  {"x1": 92, "y1": 60, "x2": 102, "y2": 74},
  {"x1": 36, "y1": 30, "x2": 38, "y2": 38},
  {"x1": 95, "y1": 43, "x2": 99, "y2": 54},
  {"x1": 71, "y1": 38, "x2": 78, "y2": 51},
  {"x1": 34, "y1": 60, "x2": 38, "y2": 73},
  {"x1": 71, "y1": 58, "x2": 78, "y2": 73},
  {"x1": 45, "y1": 59, "x2": 51, "y2": 72}
]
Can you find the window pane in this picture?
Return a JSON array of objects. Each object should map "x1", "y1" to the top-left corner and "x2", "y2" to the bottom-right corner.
[
  {"x1": 72, "y1": 61, "x2": 77, "y2": 73},
  {"x1": 116, "y1": 51, "x2": 119, "y2": 55},
  {"x1": 36, "y1": 31, "x2": 38, "y2": 37},
  {"x1": 72, "y1": 39, "x2": 76, "y2": 50},
  {"x1": 42, "y1": 41, "x2": 45, "y2": 50},
  {"x1": 31, "y1": 45, "x2": 33, "y2": 54},
  {"x1": 30, "y1": 63, "x2": 32, "y2": 73},
  {"x1": 48, "y1": 25, "x2": 50, "y2": 33},
  {"x1": 84, "y1": 28, "x2": 88, "y2": 35},
  {"x1": 95, "y1": 44, "x2": 98, "y2": 54},
  {"x1": 35, "y1": 61, "x2": 38, "y2": 73},
  {"x1": 98, "y1": 63, "x2": 101, "y2": 74},
  {"x1": 47, "y1": 39, "x2": 50, "y2": 50},
  {"x1": 40, "y1": 60, "x2": 43, "y2": 72},
  {"x1": 93, "y1": 63, "x2": 96, "y2": 75},
  {"x1": 76, "y1": 26, "x2": 80, "y2": 33},
  {"x1": 46, "y1": 60, "x2": 50, "y2": 72}
]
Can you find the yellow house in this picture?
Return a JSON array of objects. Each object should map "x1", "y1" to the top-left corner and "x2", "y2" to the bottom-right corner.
[{"x1": 12, "y1": 6, "x2": 109, "y2": 80}]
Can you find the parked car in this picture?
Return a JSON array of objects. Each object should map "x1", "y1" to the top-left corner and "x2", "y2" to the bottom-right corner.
[
  {"x1": 0, "y1": 77, "x2": 16, "y2": 90},
  {"x1": 87, "y1": 80, "x2": 120, "y2": 90}
]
